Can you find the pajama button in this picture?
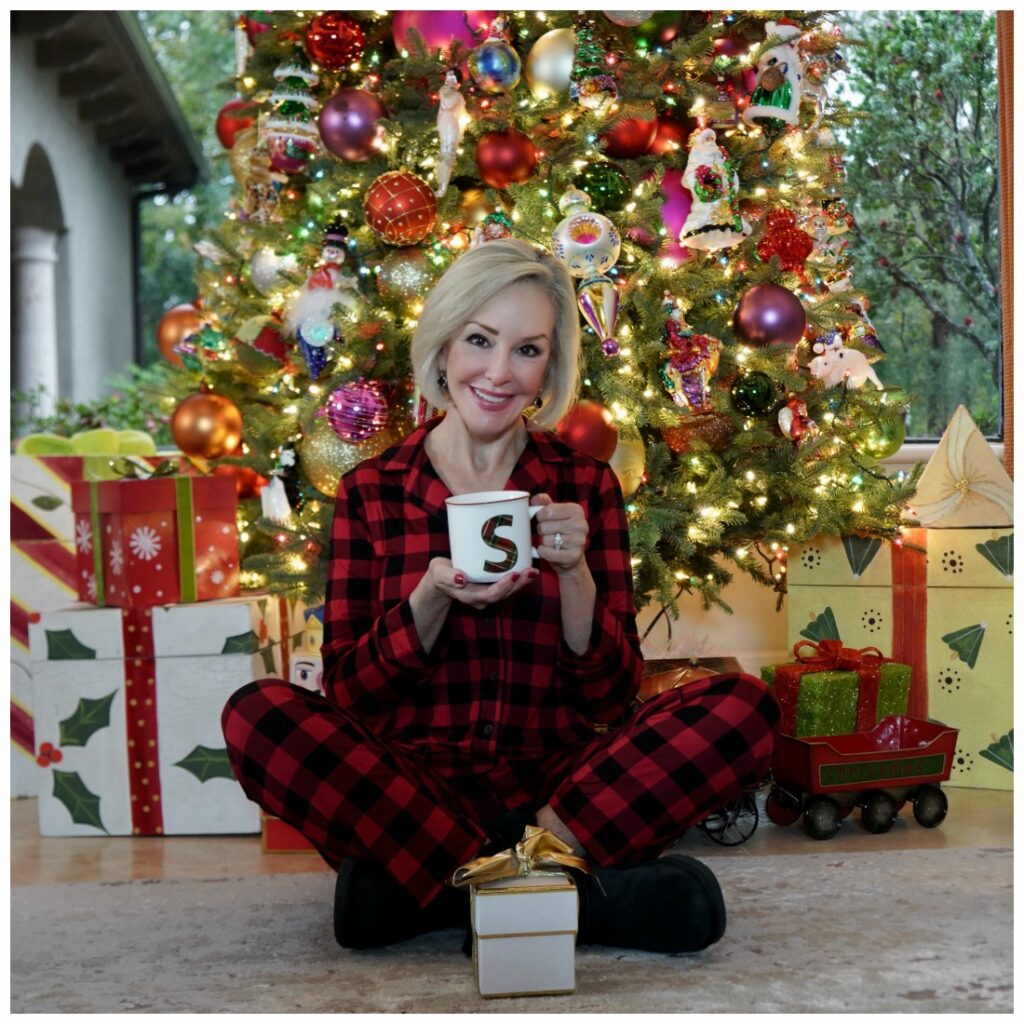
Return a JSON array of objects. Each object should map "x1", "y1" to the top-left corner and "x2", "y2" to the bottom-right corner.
[
  {"x1": 484, "y1": 618, "x2": 494, "y2": 627},
  {"x1": 481, "y1": 723, "x2": 493, "y2": 737},
  {"x1": 488, "y1": 671, "x2": 498, "y2": 683}
]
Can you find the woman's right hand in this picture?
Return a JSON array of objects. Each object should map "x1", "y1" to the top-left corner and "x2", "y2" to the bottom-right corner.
[{"x1": 426, "y1": 557, "x2": 538, "y2": 610}]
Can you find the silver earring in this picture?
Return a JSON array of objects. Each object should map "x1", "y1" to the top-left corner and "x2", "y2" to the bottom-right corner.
[{"x1": 437, "y1": 371, "x2": 448, "y2": 391}]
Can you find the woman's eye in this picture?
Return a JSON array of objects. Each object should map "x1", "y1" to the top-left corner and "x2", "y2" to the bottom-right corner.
[
  {"x1": 467, "y1": 332, "x2": 489, "y2": 346},
  {"x1": 520, "y1": 344, "x2": 542, "y2": 357}
]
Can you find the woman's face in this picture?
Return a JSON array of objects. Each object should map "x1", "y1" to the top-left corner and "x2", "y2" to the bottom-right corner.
[{"x1": 440, "y1": 280, "x2": 555, "y2": 440}]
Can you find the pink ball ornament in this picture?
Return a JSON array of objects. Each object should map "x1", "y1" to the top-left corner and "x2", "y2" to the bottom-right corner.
[
  {"x1": 659, "y1": 168, "x2": 693, "y2": 266},
  {"x1": 326, "y1": 379, "x2": 390, "y2": 443},
  {"x1": 391, "y1": 11, "x2": 496, "y2": 58},
  {"x1": 319, "y1": 88, "x2": 387, "y2": 162}
]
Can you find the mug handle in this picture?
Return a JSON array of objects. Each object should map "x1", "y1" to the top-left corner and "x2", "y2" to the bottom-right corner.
[{"x1": 528, "y1": 504, "x2": 541, "y2": 560}]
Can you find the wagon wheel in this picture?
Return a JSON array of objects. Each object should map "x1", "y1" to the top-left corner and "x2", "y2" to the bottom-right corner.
[
  {"x1": 913, "y1": 785, "x2": 948, "y2": 828},
  {"x1": 765, "y1": 786, "x2": 801, "y2": 827},
  {"x1": 698, "y1": 792, "x2": 759, "y2": 846},
  {"x1": 802, "y1": 796, "x2": 841, "y2": 840},
  {"x1": 861, "y1": 791, "x2": 899, "y2": 834}
]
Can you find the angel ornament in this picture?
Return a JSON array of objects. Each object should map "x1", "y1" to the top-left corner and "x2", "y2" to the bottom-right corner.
[
  {"x1": 678, "y1": 128, "x2": 751, "y2": 251},
  {"x1": 434, "y1": 69, "x2": 468, "y2": 198}
]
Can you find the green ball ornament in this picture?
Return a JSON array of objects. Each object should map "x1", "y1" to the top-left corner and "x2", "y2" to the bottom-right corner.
[
  {"x1": 575, "y1": 162, "x2": 631, "y2": 213},
  {"x1": 730, "y1": 372, "x2": 777, "y2": 416},
  {"x1": 851, "y1": 415, "x2": 906, "y2": 461}
]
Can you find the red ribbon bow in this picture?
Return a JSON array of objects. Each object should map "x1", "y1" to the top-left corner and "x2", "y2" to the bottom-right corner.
[{"x1": 792, "y1": 638, "x2": 885, "y2": 671}]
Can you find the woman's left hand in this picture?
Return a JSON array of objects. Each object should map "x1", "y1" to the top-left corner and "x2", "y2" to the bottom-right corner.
[{"x1": 531, "y1": 493, "x2": 588, "y2": 575}]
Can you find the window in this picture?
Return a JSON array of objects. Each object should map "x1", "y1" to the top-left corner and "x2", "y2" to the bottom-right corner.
[{"x1": 839, "y1": 10, "x2": 1002, "y2": 441}]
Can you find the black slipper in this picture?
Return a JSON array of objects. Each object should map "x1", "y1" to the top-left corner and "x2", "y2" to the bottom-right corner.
[
  {"x1": 333, "y1": 857, "x2": 468, "y2": 949},
  {"x1": 574, "y1": 854, "x2": 726, "y2": 953}
]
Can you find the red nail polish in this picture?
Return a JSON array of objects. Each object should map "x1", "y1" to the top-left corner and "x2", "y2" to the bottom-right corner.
[
  {"x1": 454, "y1": 573, "x2": 466, "y2": 586},
  {"x1": 511, "y1": 573, "x2": 521, "y2": 582},
  {"x1": 528, "y1": 569, "x2": 540, "y2": 579}
]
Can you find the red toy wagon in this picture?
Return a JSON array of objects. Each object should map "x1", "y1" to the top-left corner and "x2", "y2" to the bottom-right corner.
[{"x1": 764, "y1": 716, "x2": 959, "y2": 840}]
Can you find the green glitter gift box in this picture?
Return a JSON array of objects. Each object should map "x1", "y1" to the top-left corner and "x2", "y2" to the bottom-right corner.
[{"x1": 761, "y1": 639, "x2": 911, "y2": 738}]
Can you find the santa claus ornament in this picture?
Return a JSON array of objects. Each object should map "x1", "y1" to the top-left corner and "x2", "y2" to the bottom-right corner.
[{"x1": 678, "y1": 128, "x2": 750, "y2": 251}]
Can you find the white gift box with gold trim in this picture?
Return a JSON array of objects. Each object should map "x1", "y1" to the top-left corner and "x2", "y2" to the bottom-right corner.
[{"x1": 471, "y1": 871, "x2": 578, "y2": 998}]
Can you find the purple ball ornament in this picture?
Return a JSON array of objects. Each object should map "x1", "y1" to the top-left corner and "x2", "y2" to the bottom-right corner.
[
  {"x1": 319, "y1": 88, "x2": 387, "y2": 162},
  {"x1": 326, "y1": 379, "x2": 390, "y2": 442},
  {"x1": 733, "y1": 283, "x2": 807, "y2": 347}
]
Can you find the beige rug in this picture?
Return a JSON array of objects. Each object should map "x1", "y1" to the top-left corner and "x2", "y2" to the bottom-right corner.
[{"x1": 11, "y1": 847, "x2": 1012, "y2": 1013}]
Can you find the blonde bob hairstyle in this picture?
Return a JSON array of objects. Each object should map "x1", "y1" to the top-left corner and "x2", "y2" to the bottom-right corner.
[{"x1": 411, "y1": 238, "x2": 581, "y2": 431}]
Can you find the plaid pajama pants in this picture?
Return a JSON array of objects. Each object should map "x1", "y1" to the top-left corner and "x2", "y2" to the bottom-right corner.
[{"x1": 222, "y1": 673, "x2": 779, "y2": 908}]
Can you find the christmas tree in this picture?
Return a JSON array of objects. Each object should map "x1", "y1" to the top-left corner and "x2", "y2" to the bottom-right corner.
[{"x1": 154, "y1": 10, "x2": 919, "y2": 619}]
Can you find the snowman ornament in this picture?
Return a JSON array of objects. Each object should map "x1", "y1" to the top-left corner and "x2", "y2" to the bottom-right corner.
[{"x1": 743, "y1": 20, "x2": 805, "y2": 129}]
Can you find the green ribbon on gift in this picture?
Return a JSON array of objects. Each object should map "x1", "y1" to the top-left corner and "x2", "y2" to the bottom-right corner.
[
  {"x1": 88, "y1": 482, "x2": 106, "y2": 607},
  {"x1": 175, "y1": 476, "x2": 197, "y2": 603},
  {"x1": 85, "y1": 475, "x2": 200, "y2": 605}
]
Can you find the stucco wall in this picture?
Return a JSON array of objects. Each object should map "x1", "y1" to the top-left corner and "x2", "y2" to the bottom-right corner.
[{"x1": 11, "y1": 32, "x2": 136, "y2": 403}]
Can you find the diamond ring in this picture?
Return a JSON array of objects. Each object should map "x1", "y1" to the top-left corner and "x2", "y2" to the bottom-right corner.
[{"x1": 552, "y1": 532, "x2": 565, "y2": 551}]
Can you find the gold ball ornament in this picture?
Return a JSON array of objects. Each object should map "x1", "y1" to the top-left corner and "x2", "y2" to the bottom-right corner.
[
  {"x1": 229, "y1": 127, "x2": 259, "y2": 186},
  {"x1": 298, "y1": 416, "x2": 395, "y2": 497},
  {"x1": 609, "y1": 437, "x2": 646, "y2": 497},
  {"x1": 170, "y1": 392, "x2": 243, "y2": 460},
  {"x1": 525, "y1": 28, "x2": 576, "y2": 100}
]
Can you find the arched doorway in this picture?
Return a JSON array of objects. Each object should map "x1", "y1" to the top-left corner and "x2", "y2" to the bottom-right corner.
[{"x1": 12, "y1": 143, "x2": 68, "y2": 418}]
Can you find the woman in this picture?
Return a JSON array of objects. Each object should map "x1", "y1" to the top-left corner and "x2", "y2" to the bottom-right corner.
[{"x1": 222, "y1": 239, "x2": 780, "y2": 953}]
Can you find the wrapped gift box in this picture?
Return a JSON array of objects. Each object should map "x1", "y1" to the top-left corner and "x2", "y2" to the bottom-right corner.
[
  {"x1": 786, "y1": 407, "x2": 1012, "y2": 790},
  {"x1": 11, "y1": 539, "x2": 79, "y2": 796},
  {"x1": 472, "y1": 872, "x2": 578, "y2": 998},
  {"x1": 11, "y1": 450, "x2": 181, "y2": 793},
  {"x1": 29, "y1": 593, "x2": 288, "y2": 836},
  {"x1": 261, "y1": 812, "x2": 318, "y2": 854},
  {"x1": 12, "y1": 452, "x2": 185, "y2": 543},
  {"x1": 71, "y1": 475, "x2": 239, "y2": 608},
  {"x1": 761, "y1": 640, "x2": 911, "y2": 738}
]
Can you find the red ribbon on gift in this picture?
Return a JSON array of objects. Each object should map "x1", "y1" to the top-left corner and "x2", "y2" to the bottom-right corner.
[
  {"x1": 776, "y1": 639, "x2": 888, "y2": 735},
  {"x1": 120, "y1": 606, "x2": 165, "y2": 835}
]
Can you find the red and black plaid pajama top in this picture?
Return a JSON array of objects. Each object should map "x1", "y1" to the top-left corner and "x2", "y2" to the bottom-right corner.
[{"x1": 223, "y1": 416, "x2": 779, "y2": 906}]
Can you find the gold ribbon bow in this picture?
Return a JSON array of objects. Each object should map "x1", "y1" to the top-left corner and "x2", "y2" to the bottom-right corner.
[{"x1": 448, "y1": 825, "x2": 590, "y2": 889}]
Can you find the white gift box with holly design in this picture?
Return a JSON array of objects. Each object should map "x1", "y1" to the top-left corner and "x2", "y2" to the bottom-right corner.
[
  {"x1": 786, "y1": 408, "x2": 1013, "y2": 792},
  {"x1": 29, "y1": 594, "x2": 288, "y2": 836}
]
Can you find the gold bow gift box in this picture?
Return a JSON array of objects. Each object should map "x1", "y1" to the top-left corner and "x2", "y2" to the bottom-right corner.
[
  {"x1": 28, "y1": 593, "x2": 289, "y2": 837},
  {"x1": 785, "y1": 407, "x2": 1013, "y2": 790},
  {"x1": 451, "y1": 826, "x2": 583, "y2": 998}
]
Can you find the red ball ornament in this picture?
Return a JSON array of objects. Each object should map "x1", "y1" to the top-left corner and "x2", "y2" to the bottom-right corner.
[
  {"x1": 212, "y1": 463, "x2": 268, "y2": 500},
  {"x1": 646, "y1": 114, "x2": 697, "y2": 157},
  {"x1": 733, "y1": 284, "x2": 807, "y2": 347},
  {"x1": 364, "y1": 171, "x2": 437, "y2": 245},
  {"x1": 305, "y1": 11, "x2": 365, "y2": 69},
  {"x1": 555, "y1": 401, "x2": 618, "y2": 462},
  {"x1": 215, "y1": 98, "x2": 259, "y2": 150},
  {"x1": 600, "y1": 113, "x2": 658, "y2": 159},
  {"x1": 475, "y1": 129, "x2": 538, "y2": 190}
]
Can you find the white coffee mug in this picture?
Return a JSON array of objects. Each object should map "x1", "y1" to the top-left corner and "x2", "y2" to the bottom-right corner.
[{"x1": 445, "y1": 490, "x2": 541, "y2": 583}]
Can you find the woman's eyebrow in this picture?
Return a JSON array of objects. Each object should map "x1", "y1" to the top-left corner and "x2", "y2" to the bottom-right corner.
[{"x1": 465, "y1": 320, "x2": 549, "y2": 342}]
